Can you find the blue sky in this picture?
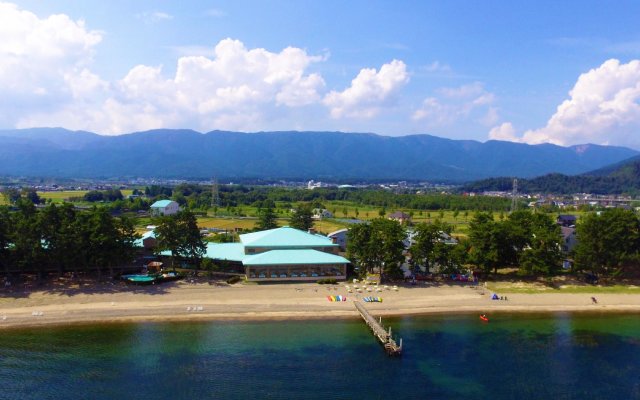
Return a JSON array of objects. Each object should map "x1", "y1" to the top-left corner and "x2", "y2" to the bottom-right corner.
[{"x1": 2, "y1": 1, "x2": 640, "y2": 148}]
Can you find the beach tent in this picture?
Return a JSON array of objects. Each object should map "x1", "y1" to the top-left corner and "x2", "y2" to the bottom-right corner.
[{"x1": 491, "y1": 293, "x2": 499, "y2": 300}]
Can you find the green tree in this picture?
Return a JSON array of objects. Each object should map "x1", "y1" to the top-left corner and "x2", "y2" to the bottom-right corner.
[
  {"x1": 156, "y1": 210, "x2": 206, "y2": 269},
  {"x1": 86, "y1": 207, "x2": 125, "y2": 279},
  {"x1": 24, "y1": 189, "x2": 41, "y2": 205},
  {"x1": 518, "y1": 213, "x2": 562, "y2": 275},
  {"x1": 468, "y1": 212, "x2": 514, "y2": 274},
  {"x1": 411, "y1": 219, "x2": 456, "y2": 273},
  {"x1": 155, "y1": 215, "x2": 180, "y2": 268},
  {"x1": 12, "y1": 199, "x2": 47, "y2": 279},
  {"x1": 574, "y1": 209, "x2": 640, "y2": 276},
  {"x1": 0, "y1": 206, "x2": 14, "y2": 274},
  {"x1": 2, "y1": 188, "x2": 21, "y2": 204},
  {"x1": 347, "y1": 218, "x2": 405, "y2": 281},
  {"x1": 175, "y1": 210, "x2": 206, "y2": 266},
  {"x1": 256, "y1": 206, "x2": 278, "y2": 230},
  {"x1": 289, "y1": 204, "x2": 314, "y2": 231},
  {"x1": 410, "y1": 222, "x2": 441, "y2": 271}
]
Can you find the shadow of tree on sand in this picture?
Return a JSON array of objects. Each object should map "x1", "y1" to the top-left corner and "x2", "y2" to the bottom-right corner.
[{"x1": 1, "y1": 276, "x2": 179, "y2": 299}]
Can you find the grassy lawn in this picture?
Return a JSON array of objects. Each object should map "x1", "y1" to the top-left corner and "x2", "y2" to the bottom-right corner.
[
  {"x1": 196, "y1": 217, "x2": 257, "y2": 231},
  {"x1": 37, "y1": 190, "x2": 134, "y2": 203},
  {"x1": 486, "y1": 281, "x2": 640, "y2": 294},
  {"x1": 194, "y1": 216, "x2": 348, "y2": 235}
]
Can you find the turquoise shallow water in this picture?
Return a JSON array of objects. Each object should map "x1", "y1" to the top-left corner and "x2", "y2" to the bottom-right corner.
[{"x1": 0, "y1": 313, "x2": 639, "y2": 399}]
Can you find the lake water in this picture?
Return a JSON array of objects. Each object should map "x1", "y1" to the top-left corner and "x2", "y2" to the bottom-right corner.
[{"x1": 0, "y1": 313, "x2": 639, "y2": 399}]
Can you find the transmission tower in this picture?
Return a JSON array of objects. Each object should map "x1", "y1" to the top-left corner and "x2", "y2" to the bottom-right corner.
[
  {"x1": 510, "y1": 178, "x2": 518, "y2": 213},
  {"x1": 211, "y1": 177, "x2": 220, "y2": 209}
]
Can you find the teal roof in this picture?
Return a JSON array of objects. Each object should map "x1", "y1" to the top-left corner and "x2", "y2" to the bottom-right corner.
[
  {"x1": 151, "y1": 200, "x2": 174, "y2": 208},
  {"x1": 243, "y1": 249, "x2": 349, "y2": 266},
  {"x1": 205, "y1": 243, "x2": 245, "y2": 262},
  {"x1": 158, "y1": 242, "x2": 245, "y2": 260},
  {"x1": 134, "y1": 231, "x2": 156, "y2": 247},
  {"x1": 240, "y1": 226, "x2": 337, "y2": 248}
]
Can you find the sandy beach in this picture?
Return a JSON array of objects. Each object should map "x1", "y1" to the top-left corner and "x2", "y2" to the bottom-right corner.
[{"x1": 1, "y1": 280, "x2": 640, "y2": 329}]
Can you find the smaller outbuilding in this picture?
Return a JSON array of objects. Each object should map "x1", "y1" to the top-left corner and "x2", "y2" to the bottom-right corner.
[
  {"x1": 134, "y1": 230, "x2": 157, "y2": 250},
  {"x1": 327, "y1": 228, "x2": 349, "y2": 251},
  {"x1": 150, "y1": 200, "x2": 180, "y2": 216}
]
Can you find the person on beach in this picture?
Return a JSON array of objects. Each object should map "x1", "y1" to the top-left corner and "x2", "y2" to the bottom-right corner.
[{"x1": 591, "y1": 296, "x2": 598, "y2": 304}]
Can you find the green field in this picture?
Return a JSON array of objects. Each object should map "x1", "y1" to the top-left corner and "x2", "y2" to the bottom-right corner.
[
  {"x1": 37, "y1": 190, "x2": 133, "y2": 203},
  {"x1": 194, "y1": 216, "x2": 349, "y2": 235}
]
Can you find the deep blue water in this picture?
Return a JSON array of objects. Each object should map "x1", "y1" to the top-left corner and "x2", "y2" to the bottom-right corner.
[{"x1": 0, "y1": 313, "x2": 639, "y2": 399}]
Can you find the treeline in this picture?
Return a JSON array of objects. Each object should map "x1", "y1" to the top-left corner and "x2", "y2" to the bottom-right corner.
[
  {"x1": 147, "y1": 184, "x2": 513, "y2": 212},
  {"x1": 465, "y1": 209, "x2": 640, "y2": 277},
  {"x1": 79, "y1": 189, "x2": 150, "y2": 212},
  {"x1": 461, "y1": 166, "x2": 640, "y2": 195},
  {"x1": 348, "y1": 209, "x2": 640, "y2": 280},
  {"x1": 0, "y1": 201, "x2": 138, "y2": 280},
  {"x1": 82, "y1": 189, "x2": 124, "y2": 202}
]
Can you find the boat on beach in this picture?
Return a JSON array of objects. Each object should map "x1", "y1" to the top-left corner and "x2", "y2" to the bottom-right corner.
[{"x1": 121, "y1": 272, "x2": 181, "y2": 285}]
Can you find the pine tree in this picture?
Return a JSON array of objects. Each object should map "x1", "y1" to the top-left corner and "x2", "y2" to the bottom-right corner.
[
  {"x1": 289, "y1": 204, "x2": 314, "y2": 231},
  {"x1": 256, "y1": 206, "x2": 278, "y2": 230}
]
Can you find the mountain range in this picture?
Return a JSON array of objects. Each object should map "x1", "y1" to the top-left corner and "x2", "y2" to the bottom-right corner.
[{"x1": 0, "y1": 128, "x2": 637, "y2": 182}]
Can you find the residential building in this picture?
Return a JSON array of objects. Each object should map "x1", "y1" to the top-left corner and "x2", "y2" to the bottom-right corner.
[
  {"x1": 327, "y1": 228, "x2": 349, "y2": 251},
  {"x1": 388, "y1": 211, "x2": 411, "y2": 224},
  {"x1": 556, "y1": 214, "x2": 577, "y2": 227},
  {"x1": 312, "y1": 208, "x2": 334, "y2": 220},
  {"x1": 150, "y1": 199, "x2": 180, "y2": 216}
]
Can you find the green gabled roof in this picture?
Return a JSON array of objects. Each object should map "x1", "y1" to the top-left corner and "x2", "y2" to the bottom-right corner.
[
  {"x1": 240, "y1": 226, "x2": 336, "y2": 248},
  {"x1": 243, "y1": 249, "x2": 349, "y2": 266},
  {"x1": 205, "y1": 243, "x2": 245, "y2": 262},
  {"x1": 151, "y1": 200, "x2": 174, "y2": 208}
]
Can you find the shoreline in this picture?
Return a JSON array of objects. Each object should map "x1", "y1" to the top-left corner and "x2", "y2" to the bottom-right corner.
[{"x1": 1, "y1": 281, "x2": 640, "y2": 329}]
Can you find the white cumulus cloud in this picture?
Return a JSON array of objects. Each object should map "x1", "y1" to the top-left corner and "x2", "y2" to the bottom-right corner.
[
  {"x1": 1, "y1": 2, "x2": 416, "y2": 135},
  {"x1": 413, "y1": 82, "x2": 497, "y2": 128},
  {"x1": 0, "y1": 2, "x2": 102, "y2": 125},
  {"x1": 497, "y1": 59, "x2": 640, "y2": 148},
  {"x1": 323, "y1": 60, "x2": 409, "y2": 118},
  {"x1": 488, "y1": 122, "x2": 519, "y2": 142}
]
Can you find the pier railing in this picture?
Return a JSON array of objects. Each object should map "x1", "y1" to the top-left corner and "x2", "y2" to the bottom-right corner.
[{"x1": 353, "y1": 300, "x2": 402, "y2": 356}]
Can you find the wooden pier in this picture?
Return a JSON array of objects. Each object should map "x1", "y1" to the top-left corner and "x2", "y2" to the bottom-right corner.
[{"x1": 353, "y1": 301, "x2": 402, "y2": 356}]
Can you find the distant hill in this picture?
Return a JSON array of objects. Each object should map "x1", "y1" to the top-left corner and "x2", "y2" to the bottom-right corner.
[
  {"x1": 461, "y1": 155, "x2": 640, "y2": 194},
  {"x1": 0, "y1": 128, "x2": 637, "y2": 182}
]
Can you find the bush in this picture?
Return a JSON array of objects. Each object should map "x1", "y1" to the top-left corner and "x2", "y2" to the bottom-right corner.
[
  {"x1": 226, "y1": 275, "x2": 242, "y2": 284},
  {"x1": 317, "y1": 278, "x2": 337, "y2": 285}
]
